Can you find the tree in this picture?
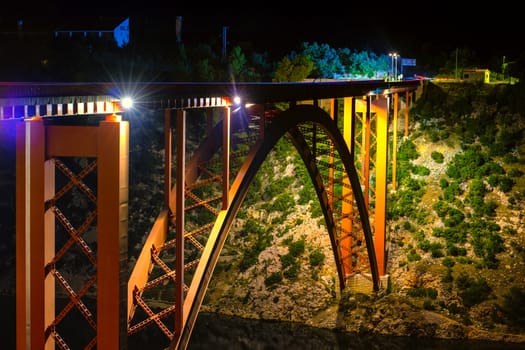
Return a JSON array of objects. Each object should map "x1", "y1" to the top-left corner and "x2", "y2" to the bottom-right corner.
[
  {"x1": 347, "y1": 50, "x2": 385, "y2": 79},
  {"x1": 272, "y1": 54, "x2": 314, "y2": 82},
  {"x1": 229, "y1": 45, "x2": 248, "y2": 81},
  {"x1": 299, "y1": 42, "x2": 344, "y2": 79},
  {"x1": 195, "y1": 58, "x2": 216, "y2": 81}
]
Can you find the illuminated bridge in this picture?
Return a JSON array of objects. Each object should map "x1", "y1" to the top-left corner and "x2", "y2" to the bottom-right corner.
[{"x1": 0, "y1": 79, "x2": 422, "y2": 349}]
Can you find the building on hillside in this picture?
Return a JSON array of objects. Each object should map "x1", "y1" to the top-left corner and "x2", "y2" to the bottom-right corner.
[{"x1": 462, "y1": 68, "x2": 490, "y2": 83}]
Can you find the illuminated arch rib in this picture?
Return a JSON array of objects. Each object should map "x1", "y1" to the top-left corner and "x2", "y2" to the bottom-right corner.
[{"x1": 173, "y1": 104, "x2": 379, "y2": 349}]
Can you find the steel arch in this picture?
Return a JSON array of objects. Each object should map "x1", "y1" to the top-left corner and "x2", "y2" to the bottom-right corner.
[{"x1": 173, "y1": 103, "x2": 379, "y2": 349}]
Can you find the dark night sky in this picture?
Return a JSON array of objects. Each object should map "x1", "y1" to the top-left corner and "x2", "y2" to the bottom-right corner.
[
  {"x1": 178, "y1": 10, "x2": 522, "y2": 62},
  {"x1": 5, "y1": 2, "x2": 524, "y2": 64},
  {"x1": 144, "y1": 1, "x2": 523, "y2": 59}
]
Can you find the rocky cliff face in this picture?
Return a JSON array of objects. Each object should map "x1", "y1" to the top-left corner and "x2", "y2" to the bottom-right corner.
[{"x1": 200, "y1": 82, "x2": 525, "y2": 344}]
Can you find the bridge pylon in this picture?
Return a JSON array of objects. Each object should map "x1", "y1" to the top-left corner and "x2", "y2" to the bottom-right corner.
[{"x1": 16, "y1": 115, "x2": 129, "y2": 349}]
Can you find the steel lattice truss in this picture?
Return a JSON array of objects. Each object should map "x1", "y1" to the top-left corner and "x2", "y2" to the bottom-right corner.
[
  {"x1": 45, "y1": 157, "x2": 98, "y2": 349},
  {"x1": 127, "y1": 107, "x2": 263, "y2": 341},
  {"x1": 297, "y1": 122, "x2": 371, "y2": 277}
]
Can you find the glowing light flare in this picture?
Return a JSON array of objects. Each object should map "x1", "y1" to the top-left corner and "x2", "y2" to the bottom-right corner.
[{"x1": 121, "y1": 96, "x2": 133, "y2": 109}]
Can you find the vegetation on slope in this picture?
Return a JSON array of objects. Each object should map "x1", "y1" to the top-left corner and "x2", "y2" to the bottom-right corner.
[{"x1": 380, "y1": 81, "x2": 525, "y2": 336}]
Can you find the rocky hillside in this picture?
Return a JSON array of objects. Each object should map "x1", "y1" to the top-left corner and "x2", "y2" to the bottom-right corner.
[{"x1": 200, "y1": 81, "x2": 525, "y2": 343}]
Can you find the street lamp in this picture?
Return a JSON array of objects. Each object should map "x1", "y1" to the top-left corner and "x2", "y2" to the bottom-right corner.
[{"x1": 389, "y1": 52, "x2": 398, "y2": 80}]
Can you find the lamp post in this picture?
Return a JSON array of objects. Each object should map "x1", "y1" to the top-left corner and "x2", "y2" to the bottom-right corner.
[
  {"x1": 394, "y1": 54, "x2": 399, "y2": 80},
  {"x1": 389, "y1": 52, "x2": 398, "y2": 80}
]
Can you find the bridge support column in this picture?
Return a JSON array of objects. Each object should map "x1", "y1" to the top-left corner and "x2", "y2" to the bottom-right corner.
[
  {"x1": 392, "y1": 92, "x2": 398, "y2": 190},
  {"x1": 353, "y1": 98, "x2": 371, "y2": 206},
  {"x1": 16, "y1": 117, "x2": 55, "y2": 350},
  {"x1": 97, "y1": 117, "x2": 129, "y2": 350},
  {"x1": 371, "y1": 97, "x2": 389, "y2": 276},
  {"x1": 16, "y1": 115, "x2": 129, "y2": 350},
  {"x1": 174, "y1": 109, "x2": 186, "y2": 338},
  {"x1": 405, "y1": 91, "x2": 410, "y2": 137},
  {"x1": 340, "y1": 97, "x2": 356, "y2": 277}
]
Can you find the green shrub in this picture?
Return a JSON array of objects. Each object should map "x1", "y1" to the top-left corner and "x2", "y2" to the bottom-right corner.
[
  {"x1": 430, "y1": 246, "x2": 444, "y2": 258},
  {"x1": 280, "y1": 253, "x2": 295, "y2": 268},
  {"x1": 266, "y1": 176, "x2": 295, "y2": 199},
  {"x1": 412, "y1": 165, "x2": 430, "y2": 176},
  {"x1": 407, "y1": 251, "x2": 422, "y2": 262},
  {"x1": 455, "y1": 272, "x2": 492, "y2": 307},
  {"x1": 442, "y1": 257, "x2": 455, "y2": 268},
  {"x1": 443, "y1": 207, "x2": 465, "y2": 227},
  {"x1": 498, "y1": 176, "x2": 515, "y2": 192},
  {"x1": 487, "y1": 174, "x2": 499, "y2": 188},
  {"x1": 476, "y1": 161, "x2": 504, "y2": 177},
  {"x1": 503, "y1": 153, "x2": 518, "y2": 164},
  {"x1": 407, "y1": 287, "x2": 438, "y2": 299},
  {"x1": 431, "y1": 151, "x2": 444, "y2": 163},
  {"x1": 264, "y1": 272, "x2": 283, "y2": 287},
  {"x1": 448, "y1": 302, "x2": 465, "y2": 315},
  {"x1": 503, "y1": 226, "x2": 517, "y2": 236},
  {"x1": 283, "y1": 262, "x2": 300, "y2": 280},
  {"x1": 446, "y1": 148, "x2": 487, "y2": 181},
  {"x1": 288, "y1": 239, "x2": 305, "y2": 257},
  {"x1": 270, "y1": 193, "x2": 295, "y2": 213},
  {"x1": 309, "y1": 249, "x2": 325, "y2": 267},
  {"x1": 398, "y1": 139, "x2": 419, "y2": 161},
  {"x1": 498, "y1": 287, "x2": 525, "y2": 328},
  {"x1": 433, "y1": 201, "x2": 449, "y2": 217},
  {"x1": 443, "y1": 181, "x2": 463, "y2": 201},
  {"x1": 456, "y1": 256, "x2": 473, "y2": 264},
  {"x1": 442, "y1": 268, "x2": 454, "y2": 283},
  {"x1": 418, "y1": 239, "x2": 431, "y2": 251},
  {"x1": 446, "y1": 244, "x2": 467, "y2": 256},
  {"x1": 508, "y1": 168, "x2": 524, "y2": 177},
  {"x1": 423, "y1": 300, "x2": 435, "y2": 310}
]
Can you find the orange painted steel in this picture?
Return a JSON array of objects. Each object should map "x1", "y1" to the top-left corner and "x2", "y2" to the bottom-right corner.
[
  {"x1": 365, "y1": 97, "x2": 372, "y2": 208},
  {"x1": 371, "y1": 97, "x2": 389, "y2": 276},
  {"x1": 344, "y1": 93, "x2": 409, "y2": 276},
  {"x1": 339, "y1": 97, "x2": 356, "y2": 277},
  {"x1": 97, "y1": 119, "x2": 129, "y2": 349},
  {"x1": 8, "y1": 79, "x2": 422, "y2": 350},
  {"x1": 222, "y1": 106, "x2": 231, "y2": 210},
  {"x1": 354, "y1": 98, "x2": 372, "y2": 207},
  {"x1": 126, "y1": 210, "x2": 169, "y2": 333},
  {"x1": 174, "y1": 109, "x2": 185, "y2": 339},
  {"x1": 16, "y1": 118, "x2": 52, "y2": 349},
  {"x1": 164, "y1": 109, "x2": 172, "y2": 210},
  {"x1": 392, "y1": 92, "x2": 399, "y2": 191},
  {"x1": 328, "y1": 98, "x2": 336, "y2": 217},
  {"x1": 16, "y1": 116, "x2": 129, "y2": 349},
  {"x1": 405, "y1": 91, "x2": 411, "y2": 137}
]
